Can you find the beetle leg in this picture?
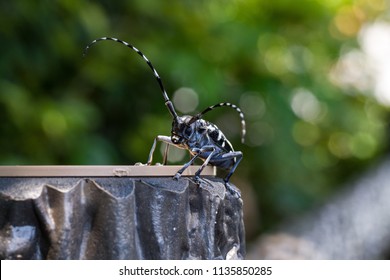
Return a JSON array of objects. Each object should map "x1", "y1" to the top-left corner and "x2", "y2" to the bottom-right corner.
[
  {"x1": 209, "y1": 151, "x2": 243, "y2": 197},
  {"x1": 222, "y1": 151, "x2": 243, "y2": 183},
  {"x1": 173, "y1": 152, "x2": 201, "y2": 180},
  {"x1": 162, "y1": 143, "x2": 170, "y2": 165},
  {"x1": 147, "y1": 135, "x2": 173, "y2": 165},
  {"x1": 193, "y1": 146, "x2": 216, "y2": 181}
]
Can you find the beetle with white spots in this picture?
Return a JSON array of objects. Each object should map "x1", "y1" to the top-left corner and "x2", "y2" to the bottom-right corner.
[{"x1": 84, "y1": 37, "x2": 246, "y2": 197}]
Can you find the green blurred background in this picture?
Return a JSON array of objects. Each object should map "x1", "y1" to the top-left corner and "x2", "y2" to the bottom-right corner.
[{"x1": 1, "y1": 0, "x2": 389, "y2": 244}]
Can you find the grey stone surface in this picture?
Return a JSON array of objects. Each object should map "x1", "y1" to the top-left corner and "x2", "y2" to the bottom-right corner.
[{"x1": 0, "y1": 177, "x2": 245, "y2": 260}]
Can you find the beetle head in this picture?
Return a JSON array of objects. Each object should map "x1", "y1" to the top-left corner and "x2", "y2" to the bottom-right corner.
[{"x1": 171, "y1": 116, "x2": 196, "y2": 145}]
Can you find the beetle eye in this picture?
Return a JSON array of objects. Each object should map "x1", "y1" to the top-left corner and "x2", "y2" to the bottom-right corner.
[{"x1": 171, "y1": 135, "x2": 180, "y2": 144}]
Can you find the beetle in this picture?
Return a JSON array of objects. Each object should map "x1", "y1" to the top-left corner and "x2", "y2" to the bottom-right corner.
[{"x1": 84, "y1": 37, "x2": 246, "y2": 197}]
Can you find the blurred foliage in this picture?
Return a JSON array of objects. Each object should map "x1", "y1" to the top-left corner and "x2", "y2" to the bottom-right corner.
[{"x1": 1, "y1": 0, "x2": 390, "y2": 238}]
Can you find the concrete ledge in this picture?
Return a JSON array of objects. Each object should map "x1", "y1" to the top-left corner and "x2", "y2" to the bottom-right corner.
[
  {"x1": 0, "y1": 173, "x2": 244, "y2": 260},
  {"x1": 0, "y1": 165, "x2": 216, "y2": 177}
]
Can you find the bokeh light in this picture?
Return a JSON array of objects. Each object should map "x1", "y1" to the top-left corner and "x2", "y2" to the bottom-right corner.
[
  {"x1": 172, "y1": 87, "x2": 199, "y2": 114},
  {"x1": 290, "y1": 88, "x2": 326, "y2": 124}
]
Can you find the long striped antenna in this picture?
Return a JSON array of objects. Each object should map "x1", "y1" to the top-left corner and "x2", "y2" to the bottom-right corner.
[
  {"x1": 83, "y1": 37, "x2": 179, "y2": 120},
  {"x1": 191, "y1": 103, "x2": 246, "y2": 143}
]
